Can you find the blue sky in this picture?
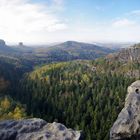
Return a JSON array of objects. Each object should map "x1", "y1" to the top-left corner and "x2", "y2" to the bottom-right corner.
[{"x1": 0, "y1": 0, "x2": 140, "y2": 44}]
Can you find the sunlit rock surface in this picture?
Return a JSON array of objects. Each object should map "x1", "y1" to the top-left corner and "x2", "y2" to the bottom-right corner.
[
  {"x1": 110, "y1": 80, "x2": 140, "y2": 140},
  {"x1": 0, "y1": 118, "x2": 81, "y2": 140}
]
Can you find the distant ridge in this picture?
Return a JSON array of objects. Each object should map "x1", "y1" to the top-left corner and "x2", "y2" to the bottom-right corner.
[
  {"x1": 0, "y1": 40, "x2": 116, "y2": 65},
  {"x1": 35, "y1": 41, "x2": 115, "y2": 61}
]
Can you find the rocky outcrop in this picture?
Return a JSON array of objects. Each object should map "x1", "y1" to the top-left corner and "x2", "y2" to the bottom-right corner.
[
  {"x1": 107, "y1": 44, "x2": 140, "y2": 63},
  {"x1": 19, "y1": 42, "x2": 24, "y2": 46},
  {"x1": 0, "y1": 39, "x2": 6, "y2": 47},
  {"x1": 117, "y1": 46, "x2": 140, "y2": 62},
  {"x1": 0, "y1": 39, "x2": 14, "y2": 54},
  {"x1": 0, "y1": 118, "x2": 81, "y2": 140},
  {"x1": 110, "y1": 80, "x2": 140, "y2": 140}
]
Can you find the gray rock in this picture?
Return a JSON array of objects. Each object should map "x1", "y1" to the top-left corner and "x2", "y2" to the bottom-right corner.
[
  {"x1": 0, "y1": 118, "x2": 81, "y2": 140},
  {"x1": 117, "y1": 46, "x2": 140, "y2": 63},
  {"x1": 107, "y1": 44, "x2": 140, "y2": 63},
  {"x1": 0, "y1": 39, "x2": 6, "y2": 47},
  {"x1": 110, "y1": 80, "x2": 140, "y2": 140}
]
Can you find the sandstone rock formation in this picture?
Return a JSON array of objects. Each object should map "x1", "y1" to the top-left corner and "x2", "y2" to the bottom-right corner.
[
  {"x1": 0, "y1": 39, "x2": 6, "y2": 47},
  {"x1": 117, "y1": 46, "x2": 140, "y2": 62},
  {"x1": 0, "y1": 118, "x2": 81, "y2": 140},
  {"x1": 107, "y1": 44, "x2": 140, "y2": 63},
  {"x1": 19, "y1": 42, "x2": 24, "y2": 46},
  {"x1": 110, "y1": 80, "x2": 140, "y2": 140}
]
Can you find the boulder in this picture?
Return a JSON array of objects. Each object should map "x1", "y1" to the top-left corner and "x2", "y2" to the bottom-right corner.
[
  {"x1": 0, "y1": 118, "x2": 81, "y2": 140},
  {"x1": 110, "y1": 80, "x2": 140, "y2": 140}
]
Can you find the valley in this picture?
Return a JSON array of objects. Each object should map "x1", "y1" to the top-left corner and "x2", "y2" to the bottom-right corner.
[{"x1": 0, "y1": 39, "x2": 139, "y2": 139}]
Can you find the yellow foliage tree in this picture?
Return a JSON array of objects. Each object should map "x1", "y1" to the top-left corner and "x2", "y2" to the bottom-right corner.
[
  {"x1": 0, "y1": 96, "x2": 26, "y2": 120},
  {"x1": 0, "y1": 97, "x2": 10, "y2": 110},
  {"x1": 13, "y1": 106, "x2": 24, "y2": 120}
]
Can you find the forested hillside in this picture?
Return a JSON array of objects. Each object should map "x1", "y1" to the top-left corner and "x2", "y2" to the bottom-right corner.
[
  {"x1": 0, "y1": 39, "x2": 116, "y2": 67},
  {"x1": 0, "y1": 57, "x2": 27, "y2": 120},
  {"x1": 16, "y1": 59, "x2": 139, "y2": 140},
  {"x1": 34, "y1": 41, "x2": 115, "y2": 61},
  {"x1": 0, "y1": 40, "x2": 139, "y2": 140},
  {"x1": 0, "y1": 0, "x2": 139, "y2": 139}
]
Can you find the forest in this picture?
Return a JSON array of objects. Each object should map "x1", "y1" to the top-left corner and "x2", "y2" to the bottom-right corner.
[
  {"x1": 0, "y1": 43, "x2": 139, "y2": 139},
  {"x1": 1, "y1": 57, "x2": 138, "y2": 139}
]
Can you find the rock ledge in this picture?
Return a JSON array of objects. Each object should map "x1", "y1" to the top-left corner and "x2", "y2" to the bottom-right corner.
[{"x1": 0, "y1": 118, "x2": 81, "y2": 140}]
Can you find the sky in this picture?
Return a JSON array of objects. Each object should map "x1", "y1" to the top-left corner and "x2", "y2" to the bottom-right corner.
[{"x1": 0, "y1": 0, "x2": 140, "y2": 44}]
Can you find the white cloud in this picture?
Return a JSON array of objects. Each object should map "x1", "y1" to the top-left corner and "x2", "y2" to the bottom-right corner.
[
  {"x1": 0, "y1": 0, "x2": 139, "y2": 44},
  {"x1": 128, "y1": 10, "x2": 140, "y2": 16},
  {"x1": 0, "y1": 0, "x2": 67, "y2": 43},
  {"x1": 112, "y1": 19, "x2": 135, "y2": 27},
  {"x1": 66, "y1": 17, "x2": 140, "y2": 43}
]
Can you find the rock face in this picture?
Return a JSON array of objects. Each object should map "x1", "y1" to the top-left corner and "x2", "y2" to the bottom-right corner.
[
  {"x1": 0, "y1": 118, "x2": 81, "y2": 140},
  {"x1": 110, "y1": 80, "x2": 140, "y2": 140},
  {"x1": 117, "y1": 46, "x2": 140, "y2": 62},
  {"x1": 0, "y1": 39, "x2": 6, "y2": 47},
  {"x1": 107, "y1": 44, "x2": 140, "y2": 63},
  {"x1": 19, "y1": 42, "x2": 24, "y2": 46}
]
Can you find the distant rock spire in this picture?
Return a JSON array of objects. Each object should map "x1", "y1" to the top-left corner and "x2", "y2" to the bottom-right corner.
[
  {"x1": 0, "y1": 39, "x2": 6, "y2": 46},
  {"x1": 19, "y1": 42, "x2": 24, "y2": 47}
]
